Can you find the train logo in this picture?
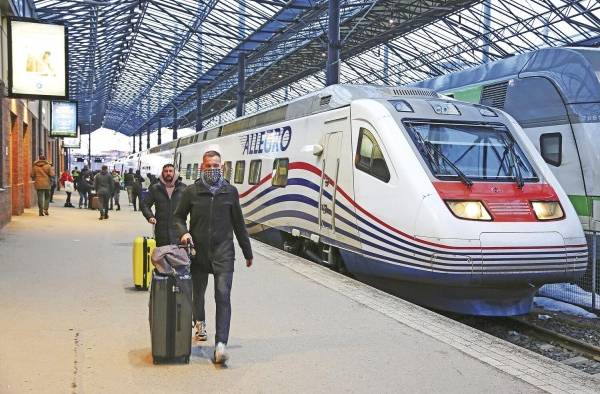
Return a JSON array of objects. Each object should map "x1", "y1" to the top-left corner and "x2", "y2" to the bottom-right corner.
[{"x1": 241, "y1": 125, "x2": 292, "y2": 155}]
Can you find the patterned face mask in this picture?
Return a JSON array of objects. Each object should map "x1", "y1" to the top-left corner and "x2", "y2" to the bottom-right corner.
[{"x1": 202, "y1": 168, "x2": 222, "y2": 185}]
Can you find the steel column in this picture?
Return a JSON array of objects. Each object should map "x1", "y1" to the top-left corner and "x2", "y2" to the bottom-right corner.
[
  {"x1": 88, "y1": 132, "x2": 92, "y2": 167},
  {"x1": 383, "y1": 45, "x2": 389, "y2": 85},
  {"x1": 138, "y1": 129, "x2": 142, "y2": 152},
  {"x1": 157, "y1": 118, "x2": 162, "y2": 145},
  {"x1": 237, "y1": 54, "x2": 245, "y2": 117},
  {"x1": 593, "y1": 234, "x2": 597, "y2": 312},
  {"x1": 196, "y1": 83, "x2": 203, "y2": 132},
  {"x1": 482, "y1": 0, "x2": 492, "y2": 63},
  {"x1": 146, "y1": 125, "x2": 150, "y2": 149},
  {"x1": 132, "y1": 134, "x2": 136, "y2": 153},
  {"x1": 173, "y1": 108, "x2": 178, "y2": 140},
  {"x1": 326, "y1": 0, "x2": 340, "y2": 86}
]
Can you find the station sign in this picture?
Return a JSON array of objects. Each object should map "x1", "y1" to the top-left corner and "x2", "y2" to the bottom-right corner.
[
  {"x1": 50, "y1": 101, "x2": 78, "y2": 138},
  {"x1": 7, "y1": 17, "x2": 68, "y2": 99},
  {"x1": 62, "y1": 125, "x2": 81, "y2": 148}
]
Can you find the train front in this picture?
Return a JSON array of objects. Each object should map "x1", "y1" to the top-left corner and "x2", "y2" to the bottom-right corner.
[{"x1": 368, "y1": 96, "x2": 588, "y2": 316}]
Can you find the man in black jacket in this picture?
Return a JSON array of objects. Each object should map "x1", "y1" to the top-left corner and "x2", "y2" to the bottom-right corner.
[
  {"x1": 131, "y1": 170, "x2": 144, "y2": 211},
  {"x1": 94, "y1": 165, "x2": 115, "y2": 220},
  {"x1": 174, "y1": 150, "x2": 253, "y2": 365},
  {"x1": 140, "y1": 164, "x2": 186, "y2": 246}
]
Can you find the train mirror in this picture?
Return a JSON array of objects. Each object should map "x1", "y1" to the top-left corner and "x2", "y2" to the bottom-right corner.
[{"x1": 313, "y1": 144, "x2": 324, "y2": 156}]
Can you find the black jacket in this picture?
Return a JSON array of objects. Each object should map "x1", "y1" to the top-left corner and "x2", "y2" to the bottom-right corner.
[
  {"x1": 77, "y1": 173, "x2": 92, "y2": 193},
  {"x1": 173, "y1": 180, "x2": 252, "y2": 273},
  {"x1": 124, "y1": 172, "x2": 134, "y2": 187},
  {"x1": 141, "y1": 179, "x2": 186, "y2": 247},
  {"x1": 94, "y1": 171, "x2": 114, "y2": 195},
  {"x1": 132, "y1": 174, "x2": 145, "y2": 194}
]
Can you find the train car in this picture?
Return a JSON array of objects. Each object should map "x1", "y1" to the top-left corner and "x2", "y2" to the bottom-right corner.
[
  {"x1": 151, "y1": 84, "x2": 588, "y2": 316},
  {"x1": 411, "y1": 47, "x2": 600, "y2": 231}
]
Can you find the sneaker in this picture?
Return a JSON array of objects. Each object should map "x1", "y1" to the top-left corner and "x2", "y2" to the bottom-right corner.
[
  {"x1": 194, "y1": 321, "x2": 207, "y2": 341},
  {"x1": 214, "y1": 342, "x2": 229, "y2": 364},
  {"x1": 44, "y1": 210, "x2": 49, "y2": 216}
]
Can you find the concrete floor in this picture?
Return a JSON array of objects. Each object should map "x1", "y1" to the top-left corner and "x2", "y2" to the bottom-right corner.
[{"x1": 0, "y1": 191, "x2": 545, "y2": 393}]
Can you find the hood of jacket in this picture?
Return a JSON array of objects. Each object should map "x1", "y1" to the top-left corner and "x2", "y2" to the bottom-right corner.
[{"x1": 34, "y1": 160, "x2": 50, "y2": 167}]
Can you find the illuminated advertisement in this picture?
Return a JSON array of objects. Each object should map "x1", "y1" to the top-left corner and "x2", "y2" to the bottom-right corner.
[
  {"x1": 8, "y1": 17, "x2": 68, "y2": 99},
  {"x1": 63, "y1": 126, "x2": 81, "y2": 148},
  {"x1": 50, "y1": 101, "x2": 78, "y2": 138}
]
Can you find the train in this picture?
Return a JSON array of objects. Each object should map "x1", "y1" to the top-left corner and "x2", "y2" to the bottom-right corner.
[
  {"x1": 109, "y1": 84, "x2": 588, "y2": 316},
  {"x1": 411, "y1": 47, "x2": 600, "y2": 232}
]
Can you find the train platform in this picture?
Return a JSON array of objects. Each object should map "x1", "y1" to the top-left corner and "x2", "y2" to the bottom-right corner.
[{"x1": 1, "y1": 192, "x2": 599, "y2": 394}]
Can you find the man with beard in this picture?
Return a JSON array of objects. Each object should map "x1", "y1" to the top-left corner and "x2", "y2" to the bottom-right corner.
[
  {"x1": 140, "y1": 164, "x2": 186, "y2": 246},
  {"x1": 174, "y1": 150, "x2": 253, "y2": 365}
]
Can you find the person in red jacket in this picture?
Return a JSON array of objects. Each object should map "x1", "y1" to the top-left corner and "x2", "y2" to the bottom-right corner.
[{"x1": 59, "y1": 170, "x2": 75, "y2": 208}]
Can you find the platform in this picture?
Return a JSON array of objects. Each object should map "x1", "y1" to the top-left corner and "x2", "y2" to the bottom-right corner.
[{"x1": 1, "y1": 192, "x2": 599, "y2": 394}]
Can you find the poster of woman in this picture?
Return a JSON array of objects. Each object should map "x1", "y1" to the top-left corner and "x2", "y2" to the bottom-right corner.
[{"x1": 8, "y1": 18, "x2": 67, "y2": 99}]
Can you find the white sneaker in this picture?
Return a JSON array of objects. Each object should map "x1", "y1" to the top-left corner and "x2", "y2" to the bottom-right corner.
[
  {"x1": 194, "y1": 321, "x2": 207, "y2": 341},
  {"x1": 214, "y1": 342, "x2": 229, "y2": 364}
]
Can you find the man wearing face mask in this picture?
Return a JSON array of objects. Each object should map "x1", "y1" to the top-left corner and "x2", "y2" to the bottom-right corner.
[
  {"x1": 174, "y1": 150, "x2": 253, "y2": 365},
  {"x1": 140, "y1": 164, "x2": 186, "y2": 246}
]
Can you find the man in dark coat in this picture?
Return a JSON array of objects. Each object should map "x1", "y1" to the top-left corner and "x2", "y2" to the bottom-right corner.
[
  {"x1": 124, "y1": 168, "x2": 134, "y2": 205},
  {"x1": 174, "y1": 150, "x2": 253, "y2": 365},
  {"x1": 94, "y1": 165, "x2": 115, "y2": 220},
  {"x1": 131, "y1": 170, "x2": 144, "y2": 211},
  {"x1": 140, "y1": 164, "x2": 186, "y2": 246}
]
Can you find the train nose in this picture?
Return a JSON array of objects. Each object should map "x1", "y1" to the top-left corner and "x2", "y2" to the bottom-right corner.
[{"x1": 477, "y1": 232, "x2": 573, "y2": 285}]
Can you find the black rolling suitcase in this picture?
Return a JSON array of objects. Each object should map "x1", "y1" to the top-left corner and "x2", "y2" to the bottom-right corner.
[{"x1": 149, "y1": 272, "x2": 193, "y2": 364}]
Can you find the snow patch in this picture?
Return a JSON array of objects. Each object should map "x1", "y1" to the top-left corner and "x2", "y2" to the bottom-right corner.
[{"x1": 533, "y1": 297, "x2": 597, "y2": 319}]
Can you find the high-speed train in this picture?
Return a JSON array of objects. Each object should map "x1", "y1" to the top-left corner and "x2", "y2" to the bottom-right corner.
[
  {"x1": 412, "y1": 47, "x2": 600, "y2": 231},
  {"x1": 123, "y1": 84, "x2": 588, "y2": 316}
]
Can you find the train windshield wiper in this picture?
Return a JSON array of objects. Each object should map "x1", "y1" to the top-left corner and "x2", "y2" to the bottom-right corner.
[
  {"x1": 500, "y1": 135, "x2": 524, "y2": 189},
  {"x1": 414, "y1": 132, "x2": 473, "y2": 187}
]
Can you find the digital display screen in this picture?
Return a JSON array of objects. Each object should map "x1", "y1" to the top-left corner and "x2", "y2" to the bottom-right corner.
[{"x1": 50, "y1": 101, "x2": 78, "y2": 138}]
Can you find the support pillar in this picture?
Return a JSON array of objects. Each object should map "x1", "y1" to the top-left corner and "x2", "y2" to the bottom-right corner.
[
  {"x1": 88, "y1": 132, "x2": 92, "y2": 168},
  {"x1": 196, "y1": 83, "x2": 203, "y2": 132},
  {"x1": 146, "y1": 125, "x2": 150, "y2": 149},
  {"x1": 236, "y1": 54, "x2": 245, "y2": 117},
  {"x1": 383, "y1": 45, "x2": 390, "y2": 85},
  {"x1": 172, "y1": 108, "x2": 178, "y2": 140},
  {"x1": 132, "y1": 134, "x2": 136, "y2": 153},
  {"x1": 482, "y1": 0, "x2": 492, "y2": 63},
  {"x1": 157, "y1": 118, "x2": 162, "y2": 145},
  {"x1": 138, "y1": 129, "x2": 142, "y2": 152},
  {"x1": 326, "y1": 0, "x2": 340, "y2": 86}
]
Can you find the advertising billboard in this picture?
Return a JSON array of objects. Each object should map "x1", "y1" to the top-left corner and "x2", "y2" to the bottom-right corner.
[
  {"x1": 7, "y1": 17, "x2": 68, "y2": 99},
  {"x1": 63, "y1": 126, "x2": 81, "y2": 148},
  {"x1": 50, "y1": 101, "x2": 78, "y2": 138}
]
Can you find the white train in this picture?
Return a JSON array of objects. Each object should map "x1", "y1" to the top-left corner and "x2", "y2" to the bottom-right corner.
[
  {"x1": 412, "y1": 47, "x2": 600, "y2": 231},
  {"x1": 125, "y1": 84, "x2": 589, "y2": 316}
]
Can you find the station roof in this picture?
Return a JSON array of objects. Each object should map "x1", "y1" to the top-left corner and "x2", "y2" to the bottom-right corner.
[{"x1": 33, "y1": 0, "x2": 599, "y2": 136}]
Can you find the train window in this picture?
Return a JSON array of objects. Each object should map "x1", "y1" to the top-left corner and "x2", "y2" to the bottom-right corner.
[
  {"x1": 185, "y1": 164, "x2": 192, "y2": 180},
  {"x1": 272, "y1": 158, "x2": 289, "y2": 187},
  {"x1": 192, "y1": 163, "x2": 199, "y2": 180},
  {"x1": 355, "y1": 128, "x2": 390, "y2": 183},
  {"x1": 249, "y1": 160, "x2": 262, "y2": 185},
  {"x1": 234, "y1": 161, "x2": 246, "y2": 184},
  {"x1": 223, "y1": 161, "x2": 232, "y2": 182},
  {"x1": 540, "y1": 133, "x2": 562, "y2": 167},
  {"x1": 504, "y1": 77, "x2": 568, "y2": 127}
]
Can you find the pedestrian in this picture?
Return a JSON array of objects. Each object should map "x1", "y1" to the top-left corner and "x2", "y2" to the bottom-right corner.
[
  {"x1": 141, "y1": 164, "x2": 186, "y2": 247},
  {"x1": 71, "y1": 167, "x2": 80, "y2": 191},
  {"x1": 94, "y1": 165, "x2": 115, "y2": 220},
  {"x1": 77, "y1": 168, "x2": 92, "y2": 209},
  {"x1": 131, "y1": 170, "x2": 144, "y2": 212},
  {"x1": 59, "y1": 170, "x2": 75, "y2": 207},
  {"x1": 174, "y1": 150, "x2": 253, "y2": 364},
  {"x1": 110, "y1": 170, "x2": 122, "y2": 211},
  {"x1": 49, "y1": 169, "x2": 57, "y2": 203},
  {"x1": 31, "y1": 154, "x2": 55, "y2": 216},
  {"x1": 124, "y1": 168, "x2": 134, "y2": 205}
]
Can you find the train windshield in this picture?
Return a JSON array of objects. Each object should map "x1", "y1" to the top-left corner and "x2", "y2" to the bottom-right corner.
[
  {"x1": 578, "y1": 50, "x2": 600, "y2": 82},
  {"x1": 406, "y1": 122, "x2": 538, "y2": 183}
]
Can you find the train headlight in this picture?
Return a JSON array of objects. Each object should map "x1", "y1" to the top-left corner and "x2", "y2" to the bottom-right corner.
[
  {"x1": 446, "y1": 200, "x2": 492, "y2": 221},
  {"x1": 389, "y1": 100, "x2": 413, "y2": 112},
  {"x1": 531, "y1": 201, "x2": 564, "y2": 220},
  {"x1": 430, "y1": 101, "x2": 461, "y2": 115}
]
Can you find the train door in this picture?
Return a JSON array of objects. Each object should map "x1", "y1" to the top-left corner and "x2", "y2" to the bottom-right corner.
[{"x1": 319, "y1": 131, "x2": 343, "y2": 237}]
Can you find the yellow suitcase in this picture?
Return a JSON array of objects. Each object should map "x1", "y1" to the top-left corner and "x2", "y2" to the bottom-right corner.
[{"x1": 133, "y1": 236, "x2": 156, "y2": 290}]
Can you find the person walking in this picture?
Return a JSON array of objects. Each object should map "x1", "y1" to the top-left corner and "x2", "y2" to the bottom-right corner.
[
  {"x1": 124, "y1": 168, "x2": 134, "y2": 205},
  {"x1": 110, "y1": 170, "x2": 122, "y2": 211},
  {"x1": 59, "y1": 170, "x2": 75, "y2": 207},
  {"x1": 71, "y1": 167, "x2": 80, "y2": 191},
  {"x1": 174, "y1": 150, "x2": 253, "y2": 365},
  {"x1": 131, "y1": 170, "x2": 144, "y2": 212},
  {"x1": 141, "y1": 164, "x2": 186, "y2": 246},
  {"x1": 94, "y1": 165, "x2": 115, "y2": 220},
  {"x1": 77, "y1": 166, "x2": 92, "y2": 208},
  {"x1": 31, "y1": 155, "x2": 55, "y2": 216}
]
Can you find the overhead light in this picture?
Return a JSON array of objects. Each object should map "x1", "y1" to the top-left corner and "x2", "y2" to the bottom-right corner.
[{"x1": 278, "y1": 74, "x2": 283, "y2": 78}]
